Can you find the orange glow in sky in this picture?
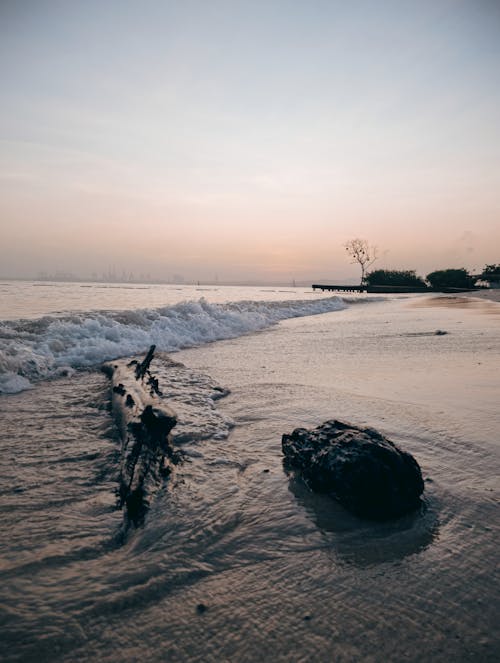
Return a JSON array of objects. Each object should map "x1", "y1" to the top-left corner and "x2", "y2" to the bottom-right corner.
[{"x1": 1, "y1": 1, "x2": 499, "y2": 283}]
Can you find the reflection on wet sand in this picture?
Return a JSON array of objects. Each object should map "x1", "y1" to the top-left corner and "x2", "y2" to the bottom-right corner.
[
  {"x1": 413, "y1": 295, "x2": 500, "y2": 314},
  {"x1": 287, "y1": 475, "x2": 440, "y2": 568}
]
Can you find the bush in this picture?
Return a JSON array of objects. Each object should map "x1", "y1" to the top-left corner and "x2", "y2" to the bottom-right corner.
[
  {"x1": 426, "y1": 268, "x2": 475, "y2": 289},
  {"x1": 366, "y1": 269, "x2": 427, "y2": 287},
  {"x1": 481, "y1": 264, "x2": 500, "y2": 278}
]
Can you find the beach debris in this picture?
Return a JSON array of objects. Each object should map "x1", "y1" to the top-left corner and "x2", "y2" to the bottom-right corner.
[
  {"x1": 104, "y1": 345, "x2": 178, "y2": 525},
  {"x1": 282, "y1": 420, "x2": 424, "y2": 519},
  {"x1": 402, "y1": 330, "x2": 449, "y2": 337}
]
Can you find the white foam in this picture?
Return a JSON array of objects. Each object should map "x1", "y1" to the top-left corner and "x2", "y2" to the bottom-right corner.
[
  {"x1": 0, "y1": 372, "x2": 34, "y2": 394},
  {"x1": 0, "y1": 296, "x2": 347, "y2": 393}
]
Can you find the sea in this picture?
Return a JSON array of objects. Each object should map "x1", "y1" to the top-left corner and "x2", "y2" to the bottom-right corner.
[{"x1": 0, "y1": 281, "x2": 499, "y2": 662}]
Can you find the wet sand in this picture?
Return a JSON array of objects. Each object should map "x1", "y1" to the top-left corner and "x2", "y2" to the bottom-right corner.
[
  {"x1": 412, "y1": 290, "x2": 500, "y2": 314},
  {"x1": 467, "y1": 288, "x2": 500, "y2": 303},
  {"x1": 173, "y1": 295, "x2": 500, "y2": 662},
  {"x1": 1, "y1": 293, "x2": 499, "y2": 662}
]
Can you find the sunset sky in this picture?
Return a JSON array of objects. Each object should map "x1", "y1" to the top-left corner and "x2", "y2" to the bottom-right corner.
[{"x1": 1, "y1": 0, "x2": 499, "y2": 283}]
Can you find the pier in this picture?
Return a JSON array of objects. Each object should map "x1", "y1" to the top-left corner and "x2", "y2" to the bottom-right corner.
[
  {"x1": 312, "y1": 284, "x2": 479, "y2": 294},
  {"x1": 312, "y1": 284, "x2": 365, "y2": 293}
]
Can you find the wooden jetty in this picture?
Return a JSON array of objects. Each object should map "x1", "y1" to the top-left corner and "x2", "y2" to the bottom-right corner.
[
  {"x1": 312, "y1": 284, "x2": 480, "y2": 294},
  {"x1": 312, "y1": 284, "x2": 365, "y2": 293}
]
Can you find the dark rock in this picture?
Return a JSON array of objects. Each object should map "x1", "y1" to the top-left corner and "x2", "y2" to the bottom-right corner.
[
  {"x1": 282, "y1": 419, "x2": 424, "y2": 520},
  {"x1": 196, "y1": 603, "x2": 207, "y2": 614}
]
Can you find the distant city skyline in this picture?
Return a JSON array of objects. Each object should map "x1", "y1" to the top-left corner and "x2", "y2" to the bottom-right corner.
[{"x1": 1, "y1": 1, "x2": 499, "y2": 284}]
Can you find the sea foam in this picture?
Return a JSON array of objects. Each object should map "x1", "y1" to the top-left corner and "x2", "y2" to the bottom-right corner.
[{"x1": 0, "y1": 296, "x2": 346, "y2": 393}]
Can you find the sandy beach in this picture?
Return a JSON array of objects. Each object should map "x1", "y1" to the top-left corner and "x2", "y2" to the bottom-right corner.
[
  {"x1": 1, "y1": 286, "x2": 499, "y2": 662},
  {"x1": 413, "y1": 291, "x2": 500, "y2": 316},
  {"x1": 467, "y1": 288, "x2": 500, "y2": 303}
]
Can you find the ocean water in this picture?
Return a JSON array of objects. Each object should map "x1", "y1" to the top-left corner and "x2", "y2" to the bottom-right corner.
[{"x1": 0, "y1": 283, "x2": 499, "y2": 662}]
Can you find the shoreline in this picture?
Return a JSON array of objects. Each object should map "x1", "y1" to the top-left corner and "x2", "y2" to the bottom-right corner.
[
  {"x1": 410, "y1": 289, "x2": 500, "y2": 313},
  {"x1": 466, "y1": 288, "x2": 500, "y2": 303},
  {"x1": 2, "y1": 293, "x2": 499, "y2": 662}
]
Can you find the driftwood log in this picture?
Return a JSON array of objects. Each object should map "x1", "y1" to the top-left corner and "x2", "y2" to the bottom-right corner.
[{"x1": 104, "y1": 345, "x2": 178, "y2": 524}]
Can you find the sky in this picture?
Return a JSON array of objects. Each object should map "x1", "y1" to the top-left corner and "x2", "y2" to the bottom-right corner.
[{"x1": 1, "y1": 0, "x2": 499, "y2": 283}]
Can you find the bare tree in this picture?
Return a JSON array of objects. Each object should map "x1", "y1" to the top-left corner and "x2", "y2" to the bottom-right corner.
[{"x1": 344, "y1": 238, "x2": 378, "y2": 286}]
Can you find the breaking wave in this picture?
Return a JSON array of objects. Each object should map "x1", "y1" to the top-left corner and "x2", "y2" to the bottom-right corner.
[{"x1": 0, "y1": 296, "x2": 346, "y2": 393}]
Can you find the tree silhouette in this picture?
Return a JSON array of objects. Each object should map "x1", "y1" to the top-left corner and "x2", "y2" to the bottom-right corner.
[
  {"x1": 426, "y1": 268, "x2": 474, "y2": 289},
  {"x1": 366, "y1": 269, "x2": 426, "y2": 287},
  {"x1": 482, "y1": 264, "x2": 500, "y2": 278},
  {"x1": 344, "y1": 238, "x2": 378, "y2": 286}
]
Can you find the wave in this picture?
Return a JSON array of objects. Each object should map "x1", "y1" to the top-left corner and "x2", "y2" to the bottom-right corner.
[{"x1": 0, "y1": 296, "x2": 347, "y2": 393}]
